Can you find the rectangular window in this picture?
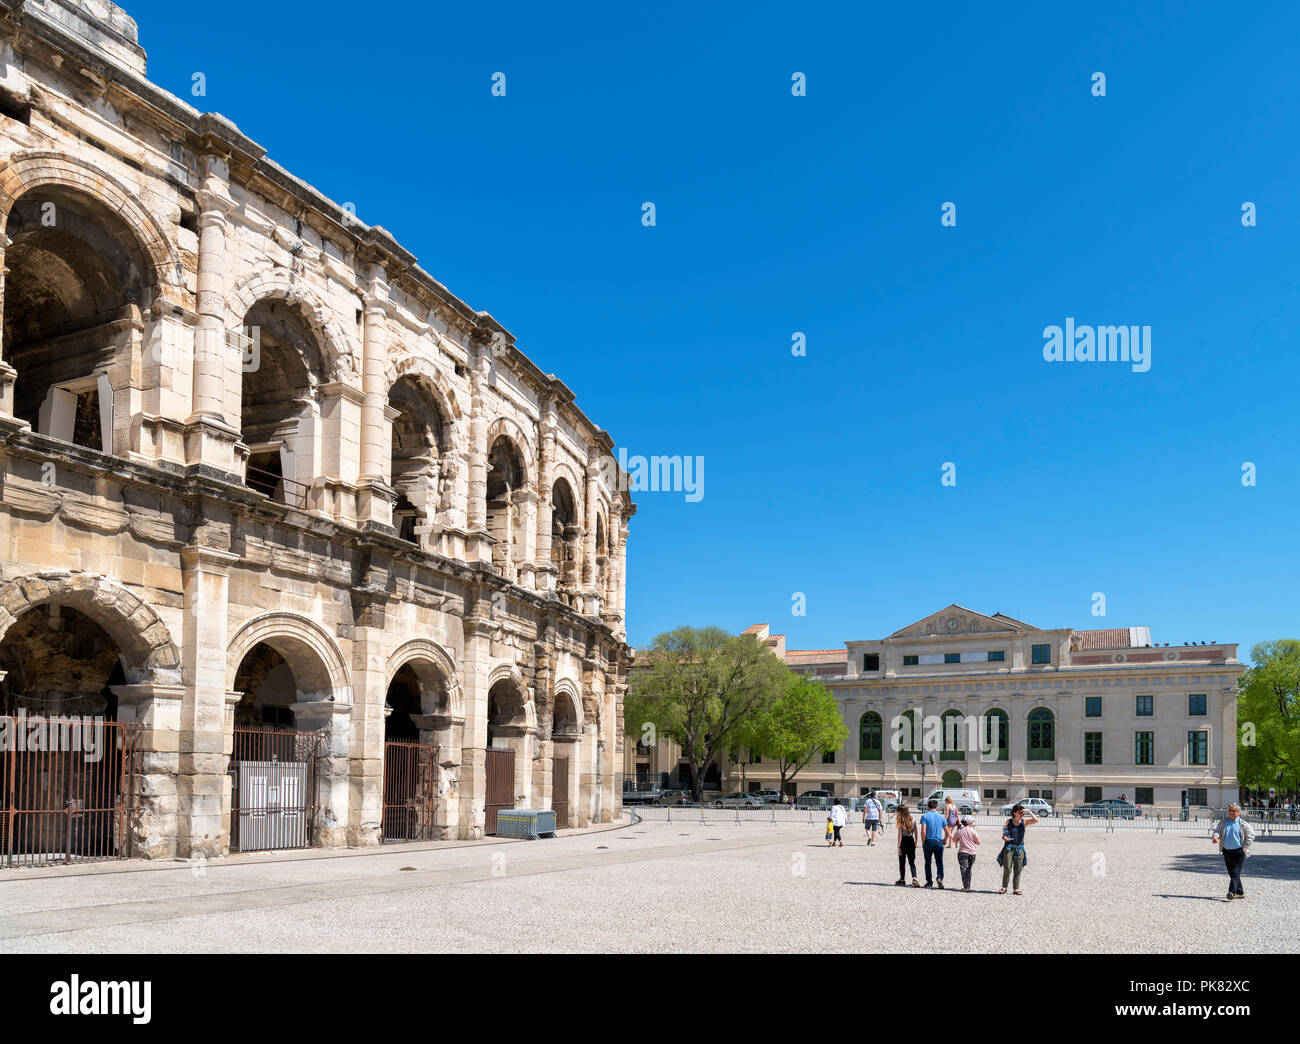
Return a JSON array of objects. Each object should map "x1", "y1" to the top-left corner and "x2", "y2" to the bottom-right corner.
[
  {"x1": 1135, "y1": 787, "x2": 1153, "y2": 805},
  {"x1": 821, "y1": 749, "x2": 836, "y2": 764},
  {"x1": 862, "y1": 653, "x2": 880, "y2": 672},
  {"x1": 903, "y1": 654, "x2": 919, "y2": 666},
  {"x1": 1188, "y1": 693, "x2": 1206, "y2": 715},
  {"x1": 1028, "y1": 789, "x2": 1040, "y2": 799},
  {"x1": 944, "y1": 652, "x2": 961, "y2": 664},
  {"x1": 1187, "y1": 731, "x2": 1207, "y2": 766},
  {"x1": 1084, "y1": 732, "x2": 1103, "y2": 765},
  {"x1": 996, "y1": 789, "x2": 1007, "y2": 799},
  {"x1": 1041, "y1": 790, "x2": 1053, "y2": 800},
  {"x1": 1084, "y1": 786, "x2": 1102, "y2": 803},
  {"x1": 987, "y1": 650, "x2": 1005, "y2": 662},
  {"x1": 983, "y1": 789, "x2": 994, "y2": 798},
  {"x1": 1031, "y1": 644, "x2": 1051, "y2": 664},
  {"x1": 1136, "y1": 694, "x2": 1153, "y2": 717},
  {"x1": 1188, "y1": 788, "x2": 1207, "y2": 806},
  {"x1": 1135, "y1": 731, "x2": 1154, "y2": 765},
  {"x1": 1085, "y1": 696, "x2": 1102, "y2": 718}
]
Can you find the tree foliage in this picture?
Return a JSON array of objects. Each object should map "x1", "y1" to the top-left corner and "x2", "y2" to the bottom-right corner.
[
  {"x1": 625, "y1": 625, "x2": 794, "y2": 800},
  {"x1": 738, "y1": 674, "x2": 849, "y2": 789},
  {"x1": 1237, "y1": 639, "x2": 1300, "y2": 792}
]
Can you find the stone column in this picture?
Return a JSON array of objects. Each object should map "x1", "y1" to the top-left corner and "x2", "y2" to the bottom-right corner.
[
  {"x1": 178, "y1": 543, "x2": 240, "y2": 859},
  {"x1": 581, "y1": 452, "x2": 599, "y2": 595},
  {"x1": 346, "y1": 594, "x2": 388, "y2": 848},
  {"x1": 318, "y1": 381, "x2": 364, "y2": 524},
  {"x1": 0, "y1": 233, "x2": 16, "y2": 420},
  {"x1": 465, "y1": 347, "x2": 490, "y2": 562},
  {"x1": 617, "y1": 518, "x2": 630, "y2": 630},
  {"x1": 512, "y1": 486, "x2": 537, "y2": 590},
  {"x1": 291, "y1": 698, "x2": 353, "y2": 848},
  {"x1": 535, "y1": 402, "x2": 557, "y2": 594},
  {"x1": 184, "y1": 154, "x2": 241, "y2": 474},
  {"x1": 459, "y1": 599, "x2": 494, "y2": 838},
  {"x1": 357, "y1": 267, "x2": 396, "y2": 528},
  {"x1": 110, "y1": 682, "x2": 186, "y2": 859},
  {"x1": 411, "y1": 712, "x2": 465, "y2": 839}
]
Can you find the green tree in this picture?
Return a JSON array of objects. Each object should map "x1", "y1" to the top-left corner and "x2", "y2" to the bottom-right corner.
[
  {"x1": 625, "y1": 625, "x2": 794, "y2": 802},
  {"x1": 1237, "y1": 639, "x2": 1300, "y2": 796},
  {"x1": 738, "y1": 674, "x2": 849, "y2": 793}
]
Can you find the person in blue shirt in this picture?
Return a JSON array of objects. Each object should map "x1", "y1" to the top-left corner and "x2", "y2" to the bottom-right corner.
[
  {"x1": 918, "y1": 799, "x2": 948, "y2": 888},
  {"x1": 1211, "y1": 804, "x2": 1255, "y2": 900}
]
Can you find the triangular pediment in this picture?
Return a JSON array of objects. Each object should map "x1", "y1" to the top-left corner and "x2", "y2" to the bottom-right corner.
[{"x1": 888, "y1": 604, "x2": 1032, "y2": 639}]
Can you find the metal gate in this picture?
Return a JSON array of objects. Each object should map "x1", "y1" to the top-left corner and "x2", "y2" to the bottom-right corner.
[
  {"x1": 381, "y1": 739, "x2": 439, "y2": 842},
  {"x1": 485, "y1": 747, "x2": 515, "y2": 835},
  {"x1": 1, "y1": 716, "x2": 142, "y2": 869},
  {"x1": 552, "y1": 755, "x2": 570, "y2": 829},
  {"x1": 229, "y1": 727, "x2": 322, "y2": 853}
]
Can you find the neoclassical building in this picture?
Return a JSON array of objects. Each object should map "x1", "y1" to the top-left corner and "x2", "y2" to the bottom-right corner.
[{"x1": 0, "y1": 0, "x2": 632, "y2": 860}]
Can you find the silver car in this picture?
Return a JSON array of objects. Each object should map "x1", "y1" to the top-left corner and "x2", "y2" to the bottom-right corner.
[
  {"x1": 1001, "y1": 796, "x2": 1054, "y2": 817},
  {"x1": 714, "y1": 791, "x2": 764, "y2": 808}
]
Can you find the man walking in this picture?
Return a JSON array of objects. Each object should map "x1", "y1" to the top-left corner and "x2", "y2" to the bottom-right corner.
[
  {"x1": 862, "y1": 793, "x2": 883, "y2": 845},
  {"x1": 919, "y1": 799, "x2": 947, "y2": 888},
  {"x1": 1211, "y1": 803, "x2": 1255, "y2": 900}
]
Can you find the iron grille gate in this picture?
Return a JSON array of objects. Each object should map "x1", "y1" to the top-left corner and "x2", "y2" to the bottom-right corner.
[
  {"x1": 229, "y1": 727, "x2": 322, "y2": 853},
  {"x1": 381, "y1": 739, "x2": 440, "y2": 842},
  {"x1": 485, "y1": 748, "x2": 515, "y2": 835},
  {"x1": 1, "y1": 716, "x2": 142, "y2": 869},
  {"x1": 552, "y1": 755, "x2": 570, "y2": 829}
]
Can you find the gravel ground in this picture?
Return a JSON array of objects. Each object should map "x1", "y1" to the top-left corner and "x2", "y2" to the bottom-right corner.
[{"x1": 0, "y1": 819, "x2": 1294, "y2": 953}]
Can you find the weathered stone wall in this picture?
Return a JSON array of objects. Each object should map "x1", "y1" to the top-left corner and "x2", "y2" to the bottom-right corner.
[{"x1": 0, "y1": 0, "x2": 633, "y2": 858}]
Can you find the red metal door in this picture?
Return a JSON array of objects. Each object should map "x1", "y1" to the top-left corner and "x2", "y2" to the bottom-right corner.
[
  {"x1": 484, "y1": 748, "x2": 514, "y2": 835},
  {"x1": 552, "y1": 755, "x2": 569, "y2": 829},
  {"x1": 382, "y1": 739, "x2": 438, "y2": 842}
]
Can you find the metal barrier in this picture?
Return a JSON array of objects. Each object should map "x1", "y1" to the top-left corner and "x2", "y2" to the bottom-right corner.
[
  {"x1": 1, "y1": 716, "x2": 142, "y2": 868},
  {"x1": 229, "y1": 726, "x2": 322, "y2": 853},
  {"x1": 381, "y1": 739, "x2": 439, "y2": 843}
]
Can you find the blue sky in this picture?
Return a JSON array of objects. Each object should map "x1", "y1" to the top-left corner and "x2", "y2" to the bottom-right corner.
[{"x1": 132, "y1": 0, "x2": 1298, "y2": 660}]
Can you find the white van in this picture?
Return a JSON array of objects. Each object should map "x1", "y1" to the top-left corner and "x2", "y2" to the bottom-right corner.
[{"x1": 921, "y1": 788, "x2": 981, "y2": 815}]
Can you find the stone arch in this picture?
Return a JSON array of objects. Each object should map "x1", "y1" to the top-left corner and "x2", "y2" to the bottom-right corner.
[
  {"x1": 227, "y1": 268, "x2": 357, "y2": 382},
  {"x1": 0, "y1": 572, "x2": 180, "y2": 685},
  {"x1": 226, "y1": 611, "x2": 351, "y2": 704},
  {"x1": 387, "y1": 353, "x2": 464, "y2": 425},
  {"x1": 552, "y1": 678, "x2": 583, "y2": 735},
  {"x1": 0, "y1": 152, "x2": 185, "y2": 307},
  {"x1": 549, "y1": 461, "x2": 583, "y2": 512},
  {"x1": 386, "y1": 638, "x2": 463, "y2": 717},
  {"x1": 486, "y1": 662, "x2": 535, "y2": 730},
  {"x1": 485, "y1": 416, "x2": 535, "y2": 475}
]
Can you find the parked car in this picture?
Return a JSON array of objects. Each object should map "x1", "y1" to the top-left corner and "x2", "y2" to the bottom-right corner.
[
  {"x1": 834, "y1": 796, "x2": 863, "y2": 813},
  {"x1": 654, "y1": 789, "x2": 691, "y2": 807},
  {"x1": 1071, "y1": 799, "x2": 1138, "y2": 819},
  {"x1": 796, "y1": 789, "x2": 835, "y2": 809},
  {"x1": 868, "y1": 790, "x2": 903, "y2": 813},
  {"x1": 1000, "y1": 796, "x2": 1054, "y2": 818},
  {"x1": 753, "y1": 789, "x2": 785, "y2": 805},
  {"x1": 714, "y1": 791, "x2": 764, "y2": 808},
  {"x1": 920, "y1": 788, "x2": 981, "y2": 815}
]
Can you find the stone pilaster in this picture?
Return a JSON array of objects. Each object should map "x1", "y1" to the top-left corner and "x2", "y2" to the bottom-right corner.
[
  {"x1": 111, "y1": 682, "x2": 186, "y2": 859},
  {"x1": 184, "y1": 153, "x2": 242, "y2": 475},
  {"x1": 292, "y1": 698, "x2": 354, "y2": 848},
  {"x1": 535, "y1": 401, "x2": 557, "y2": 594},
  {"x1": 177, "y1": 543, "x2": 239, "y2": 858}
]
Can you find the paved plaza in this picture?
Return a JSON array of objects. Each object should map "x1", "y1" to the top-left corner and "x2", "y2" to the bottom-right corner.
[{"x1": 0, "y1": 817, "x2": 1295, "y2": 953}]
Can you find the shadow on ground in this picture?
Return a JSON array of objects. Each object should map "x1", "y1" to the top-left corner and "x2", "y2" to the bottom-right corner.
[{"x1": 1167, "y1": 848, "x2": 1300, "y2": 881}]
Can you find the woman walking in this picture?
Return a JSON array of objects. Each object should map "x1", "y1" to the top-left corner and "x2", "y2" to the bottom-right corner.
[
  {"x1": 998, "y1": 803, "x2": 1039, "y2": 894},
  {"x1": 943, "y1": 796, "x2": 960, "y2": 848},
  {"x1": 895, "y1": 804, "x2": 920, "y2": 887},
  {"x1": 954, "y1": 815, "x2": 980, "y2": 891}
]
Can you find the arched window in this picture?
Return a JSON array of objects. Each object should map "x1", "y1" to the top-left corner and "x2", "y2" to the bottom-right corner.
[
  {"x1": 1028, "y1": 707, "x2": 1055, "y2": 761},
  {"x1": 550, "y1": 477, "x2": 580, "y2": 601},
  {"x1": 983, "y1": 709, "x2": 1009, "y2": 762},
  {"x1": 388, "y1": 375, "x2": 447, "y2": 544},
  {"x1": 486, "y1": 437, "x2": 526, "y2": 580},
  {"x1": 859, "y1": 711, "x2": 883, "y2": 761},
  {"x1": 941, "y1": 710, "x2": 966, "y2": 760},
  {"x1": 895, "y1": 708, "x2": 922, "y2": 763}
]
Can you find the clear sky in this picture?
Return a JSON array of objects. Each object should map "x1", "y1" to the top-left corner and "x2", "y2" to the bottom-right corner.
[{"x1": 130, "y1": 0, "x2": 1298, "y2": 661}]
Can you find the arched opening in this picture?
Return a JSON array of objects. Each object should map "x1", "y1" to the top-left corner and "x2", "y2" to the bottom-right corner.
[
  {"x1": 231, "y1": 642, "x2": 301, "y2": 728},
  {"x1": 485, "y1": 677, "x2": 526, "y2": 835},
  {"x1": 0, "y1": 605, "x2": 131, "y2": 860},
  {"x1": 1027, "y1": 708, "x2": 1055, "y2": 762},
  {"x1": 238, "y1": 299, "x2": 324, "y2": 507},
  {"x1": 388, "y1": 375, "x2": 447, "y2": 544},
  {"x1": 551, "y1": 477, "x2": 580, "y2": 601},
  {"x1": 4, "y1": 186, "x2": 154, "y2": 453},
  {"x1": 858, "y1": 711, "x2": 883, "y2": 761},
  {"x1": 384, "y1": 664, "x2": 421, "y2": 740},
  {"x1": 941, "y1": 769, "x2": 963, "y2": 789},
  {"x1": 983, "y1": 708, "x2": 1009, "y2": 762},
  {"x1": 595, "y1": 513, "x2": 608, "y2": 607},
  {"x1": 486, "y1": 436, "x2": 526, "y2": 578},
  {"x1": 941, "y1": 709, "x2": 967, "y2": 760},
  {"x1": 551, "y1": 689, "x2": 580, "y2": 829}
]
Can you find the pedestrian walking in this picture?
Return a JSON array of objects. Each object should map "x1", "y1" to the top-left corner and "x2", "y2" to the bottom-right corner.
[
  {"x1": 943, "y1": 796, "x2": 960, "y2": 848},
  {"x1": 954, "y1": 815, "x2": 980, "y2": 891},
  {"x1": 998, "y1": 803, "x2": 1039, "y2": 895},
  {"x1": 895, "y1": 804, "x2": 920, "y2": 886},
  {"x1": 829, "y1": 802, "x2": 846, "y2": 847},
  {"x1": 862, "y1": 793, "x2": 883, "y2": 845},
  {"x1": 1211, "y1": 803, "x2": 1255, "y2": 900},
  {"x1": 919, "y1": 799, "x2": 947, "y2": 888},
  {"x1": 825, "y1": 815, "x2": 835, "y2": 846}
]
